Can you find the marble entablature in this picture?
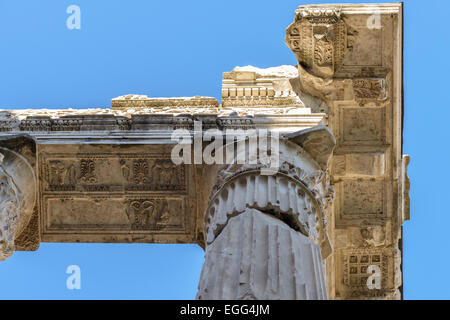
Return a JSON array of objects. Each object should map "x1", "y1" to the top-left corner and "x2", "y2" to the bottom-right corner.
[{"x1": 0, "y1": 3, "x2": 408, "y2": 300}]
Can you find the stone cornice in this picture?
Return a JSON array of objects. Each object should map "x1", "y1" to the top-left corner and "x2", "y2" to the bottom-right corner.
[
  {"x1": 294, "y1": 3, "x2": 403, "y2": 15},
  {"x1": 111, "y1": 95, "x2": 220, "y2": 109},
  {"x1": 0, "y1": 111, "x2": 326, "y2": 144}
]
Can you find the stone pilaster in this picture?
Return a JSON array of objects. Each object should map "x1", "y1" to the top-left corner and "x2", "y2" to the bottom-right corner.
[
  {"x1": 197, "y1": 126, "x2": 335, "y2": 300},
  {"x1": 285, "y1": 3, "x2": 406, "y2": 299}
]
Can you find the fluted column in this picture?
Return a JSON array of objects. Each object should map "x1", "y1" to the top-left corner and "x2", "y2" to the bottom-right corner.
[
  {"x1": 198, "y1": 207, "x2": 327, "y2": 300},
  {"x1": 197, "y1": 126, "x2": 335, "y2": 300}
]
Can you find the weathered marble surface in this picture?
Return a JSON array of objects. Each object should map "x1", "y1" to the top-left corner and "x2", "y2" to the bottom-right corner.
[
  {"x1": 197, "y1": 126, "x2": 335, "y2": 300},
  {"x1": 0, "y1": 136, "x2": 37, "y2": 258},
  {"x1": 0, "y1": 2, "x2": 408, "y2": 300},
  {"x1": 38, "y1": 144, "x2": 194, "y2": 244},
  {"x1": 197, "y1": 209, "x2": 327, "y2": 300}
]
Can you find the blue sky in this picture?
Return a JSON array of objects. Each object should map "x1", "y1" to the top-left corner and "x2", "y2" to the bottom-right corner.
[{"x1": 0, "y1": 0, "x2": 447, "y2": 299}]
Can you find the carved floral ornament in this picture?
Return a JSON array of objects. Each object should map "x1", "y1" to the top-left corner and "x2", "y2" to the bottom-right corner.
[{"x1": 285, "y1": 7, "x2": 355, "y2": 79}]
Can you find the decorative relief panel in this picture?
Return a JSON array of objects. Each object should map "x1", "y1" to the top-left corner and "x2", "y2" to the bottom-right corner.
[
  {"x1": 125, "y1": 198, "x2": 183, "y2": 230},
  {"x1": 44, "y1": 196, "x2": 184, "y2": 231},
  {"x1": 337, "y1": 247, "x2": 396, "y2": 300},
  {"x1": 335, "y1": 179, "x2": 387, "y2": 227},
  {"x1": 352, "y1": 79, "x2": 386, "y2": 100},
  {"x1": 285, "y1": 7, "x2": 353, "y2": 78},
  {"x1": 42, "y1": 155, "x2": 186, "y2": 192},
  {"x1": 38, "y1": 145, "x2": 192, "y2": 243}
]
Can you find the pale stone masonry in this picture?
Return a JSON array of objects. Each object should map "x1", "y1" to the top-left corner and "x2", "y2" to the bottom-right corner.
[{"x1": 0, "y1": 3, "x2": 408, "y2": 300}]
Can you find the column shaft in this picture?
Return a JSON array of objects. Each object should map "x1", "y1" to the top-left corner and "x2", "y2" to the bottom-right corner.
[{"x1": 197, "y1": 208, "x2": 327, "y2": 300}]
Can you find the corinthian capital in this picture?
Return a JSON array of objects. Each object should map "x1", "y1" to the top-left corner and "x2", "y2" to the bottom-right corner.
[{"x1": 0, "y1": 153, "x2": 22, "y2": 260}]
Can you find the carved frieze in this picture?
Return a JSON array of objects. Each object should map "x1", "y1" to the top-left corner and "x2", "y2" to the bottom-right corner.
[
  {"x1": 38, "y1": 144, "x2": 193, "y2": 244},
  {"x1": 0, "y1": 112, "x2": 20, "y2": 132},
  {"x1": 44, "y1": 196, "x2": 184, "y2": 232},
  {"x1": 111, "y1": 95, "x2": 220, "y2": 109},
  {"x1": 41, "y1": 156, "x2": 186, "y2": 192}
]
